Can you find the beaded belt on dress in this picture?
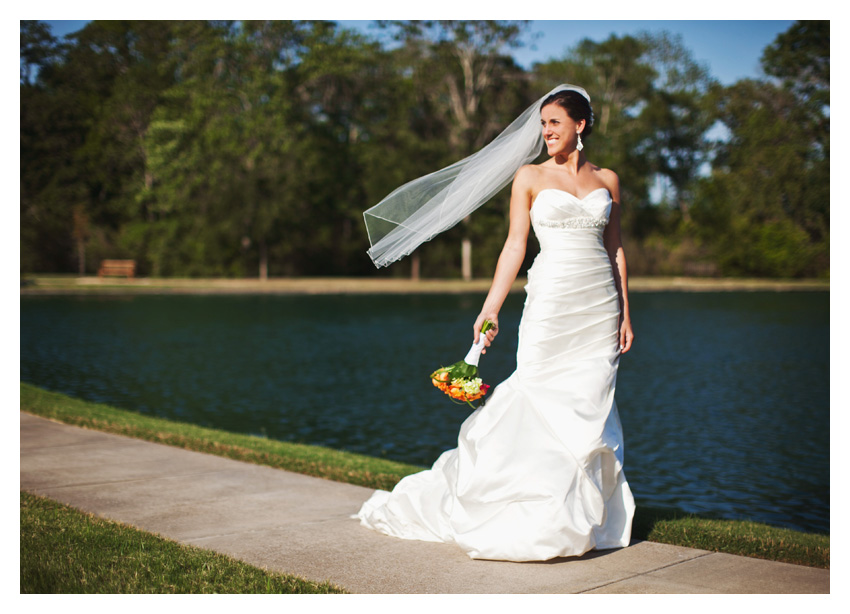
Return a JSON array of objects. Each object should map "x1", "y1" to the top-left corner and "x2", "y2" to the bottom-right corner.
[{"x1": 535, "y1": 217, "x2": 608, "y2": 229}]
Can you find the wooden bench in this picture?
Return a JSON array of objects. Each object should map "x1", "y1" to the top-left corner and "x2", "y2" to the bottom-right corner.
[{"x1": 98, "y1": 259, "x2": 136, "y2": 278}]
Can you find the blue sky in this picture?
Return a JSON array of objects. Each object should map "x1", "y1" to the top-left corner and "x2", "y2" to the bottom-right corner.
[
  {"x1": 339, "y1": 20, "x2": 795, "y2": 85},
  {"x1": 43, "y1": 20, "x2": 794, "y2": 86}
]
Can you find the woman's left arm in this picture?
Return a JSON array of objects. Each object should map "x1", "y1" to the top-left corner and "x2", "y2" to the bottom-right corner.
[{"x1": 602, "y1": 171, "x2": 635, "y2": 354}]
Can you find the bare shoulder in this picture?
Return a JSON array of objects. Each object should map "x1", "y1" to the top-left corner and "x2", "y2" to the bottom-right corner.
[
  {"x1": 594, "y1": 167, "x2": 621, "y2": 199},
  {"x1": 514, "y1": 164, "x2": 542, "y2": 185},
  {"x1": 513, "y1": 164, "x2": 541, "y2": 194}
]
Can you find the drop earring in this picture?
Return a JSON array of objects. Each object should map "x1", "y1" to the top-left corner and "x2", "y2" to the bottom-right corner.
[{"x1": 576, "y1": 132, "x2": 584, "y2": 152}]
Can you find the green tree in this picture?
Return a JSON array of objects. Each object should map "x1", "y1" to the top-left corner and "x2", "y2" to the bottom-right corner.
[
  {"x1": 637, "y1": 32, "x2": 716, "y2": 224},
  {"x1": 20, "y1": 20, "x2": 63, "y2": 85},
  {"x1": 693, "y1": 20, "x2": 829, "y2": 277},
  {"x1": 21, "y1": 21, "x2": 179, "y2": 274},
  {"x1": 21, "y1": 20, "x2": 827, "y2": 280},
  {"x1": 376, "y1": 20, "x2": 531, "y2": 280},
  {"x1": 293, "y1": 22, "x2": 429, "y2": 275},
  {"x1": 142, "y1": 20, "x2": 401, "y2": 278},
  {"x1": 21, "y1": 21, "x2": 77, "y2": 273},
  {"x1": 144, "y1": 21, "x2": 314, "y2": 278},
  {"x1": 762, "y1": 20, "x2": 829, "y2": 112},
  {"x1": 74, "y1": 21, "x2": 180, "y2": 271}
]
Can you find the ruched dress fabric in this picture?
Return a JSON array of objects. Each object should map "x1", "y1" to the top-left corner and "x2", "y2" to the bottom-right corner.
[{"x1": 356, "y1": 187, "x2": 635, "y2": 561}]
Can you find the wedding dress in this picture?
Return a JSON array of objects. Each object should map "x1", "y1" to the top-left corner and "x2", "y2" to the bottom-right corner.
[{"x1": 356, "y1": 187, "x2": 635, "y2": 561}]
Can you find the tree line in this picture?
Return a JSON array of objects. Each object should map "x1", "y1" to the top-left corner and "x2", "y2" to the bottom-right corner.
[{"x1": 20, "y1": 20, "x2": 829, "y2": 279}]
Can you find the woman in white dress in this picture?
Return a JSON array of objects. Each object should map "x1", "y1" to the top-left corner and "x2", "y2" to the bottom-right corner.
[{"x1": 357, "y1": 86, "x2": 636, "y2": 562}]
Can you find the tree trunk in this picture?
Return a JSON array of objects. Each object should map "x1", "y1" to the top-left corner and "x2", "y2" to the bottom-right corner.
[
  {"x1": 259, "y1": 239, "x2": 268, "y2": 281},
  {"x1": 678, "y1": 196, "x2": 692, "y2": 223},
  {"x1": 71, "y1": 204, "x2": 89, "y2": 276},
  {"x1": 461, "y1": 237, "x2": 472, "y2": 281},
  {"x1": 411, "y1": 253, "x2": 421, "y2": 281},
  {"x1": 77, "y1": 239, "x2": 85, "y2": 276},
  {"x1": 144, "y1": 170, "x2": 155, "y2": 222}
]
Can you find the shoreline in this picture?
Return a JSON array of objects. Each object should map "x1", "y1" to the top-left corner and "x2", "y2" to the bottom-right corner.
[
  {"x1": 19, "y1": 382, "x2": 830, "y2": 571},
  {"x1": 21, "y1": 275, "x2": 829, "y2": 295}
]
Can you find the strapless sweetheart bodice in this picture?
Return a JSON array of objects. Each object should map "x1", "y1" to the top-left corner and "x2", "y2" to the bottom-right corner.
[{"x1": 530, "y1": 188, "x2": 612, "y2": 232}]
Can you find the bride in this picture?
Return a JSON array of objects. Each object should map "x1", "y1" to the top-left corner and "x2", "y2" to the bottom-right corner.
[{"x1": 357, "y1": 85, "x2": 635, "y2": 562}]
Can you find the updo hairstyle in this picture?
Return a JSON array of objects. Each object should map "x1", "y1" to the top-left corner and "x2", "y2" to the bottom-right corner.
[{"x1": 540, "y1": 90, "x2": 594, "y2": 140}]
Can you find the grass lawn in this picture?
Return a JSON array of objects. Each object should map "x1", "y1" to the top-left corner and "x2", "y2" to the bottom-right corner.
[
  {"x1": 20, "y1": 382, "x2": 829, "y2": 573},
  {"x1": 20, "y1": 491, "x2": 345, "y2": 593}
]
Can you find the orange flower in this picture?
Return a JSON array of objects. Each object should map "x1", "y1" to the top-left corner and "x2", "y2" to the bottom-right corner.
[{"x1": 429, "y1": 320, "x2": 494, "y2": 408}]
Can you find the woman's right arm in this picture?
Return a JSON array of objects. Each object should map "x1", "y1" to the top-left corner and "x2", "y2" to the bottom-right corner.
[{"x1": 473, "y1": 166, "x2": 535, "y2": 348}]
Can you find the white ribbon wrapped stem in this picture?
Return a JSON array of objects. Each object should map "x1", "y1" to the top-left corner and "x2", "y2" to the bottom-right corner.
[{"x1": 463, "y1": 334, "x2": 488, "y2": 368}]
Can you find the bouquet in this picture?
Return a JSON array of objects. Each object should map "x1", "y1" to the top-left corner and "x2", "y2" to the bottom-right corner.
[{"x1": 430, "y1": 320, "x2": 494, "y2": 408}]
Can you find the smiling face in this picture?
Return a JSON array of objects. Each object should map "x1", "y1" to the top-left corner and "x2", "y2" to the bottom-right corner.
[{"x1": 541, "y1": 103, "x2": 586, "y2": 158}]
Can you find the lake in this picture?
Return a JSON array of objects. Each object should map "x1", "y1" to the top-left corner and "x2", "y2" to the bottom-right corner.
[{"x1": 20, "y1": 290, "x2": 829, "y2": 535}]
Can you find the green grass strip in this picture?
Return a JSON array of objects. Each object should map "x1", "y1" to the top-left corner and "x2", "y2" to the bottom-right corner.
[
  {"x1": 632, "y1": 507, "x2": 829, "y2": 569},
  {"x1": 20, "y1": 382, "x2": 421, "y2": 491},
  {"x1": 21, "y1": 382, "x2": 829, "y2": 569},
  {"x1": 20, "y1": 491, "x2": 345, "y2": 594}
]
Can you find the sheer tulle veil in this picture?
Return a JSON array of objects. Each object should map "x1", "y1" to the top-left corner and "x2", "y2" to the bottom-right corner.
[{"x1": 363, "y1": 84, "x2": 591, "y2": 268}]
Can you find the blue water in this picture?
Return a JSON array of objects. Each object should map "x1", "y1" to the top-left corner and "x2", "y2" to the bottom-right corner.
[{"x1": 20, "y1": 291, "x2": 829, "y2": 534}]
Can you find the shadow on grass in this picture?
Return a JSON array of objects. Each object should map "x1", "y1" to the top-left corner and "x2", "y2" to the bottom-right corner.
[{"x1": 632, "y1": 505, "x2": 693, "y2": 541}]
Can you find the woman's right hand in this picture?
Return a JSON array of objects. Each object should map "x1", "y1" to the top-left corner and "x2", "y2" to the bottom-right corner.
[{"x1": 474, "y1": 313, "x2": 499, "y2": 354}]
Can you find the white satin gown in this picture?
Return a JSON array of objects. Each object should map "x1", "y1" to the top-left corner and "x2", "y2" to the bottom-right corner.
[{"x1": 356, "y1": 187, "x2": 635, "y2": 561}]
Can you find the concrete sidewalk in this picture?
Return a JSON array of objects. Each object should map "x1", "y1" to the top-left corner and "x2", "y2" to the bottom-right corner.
[{"x1": 20, "y1": 412, "x2": 829, "y2": 594}]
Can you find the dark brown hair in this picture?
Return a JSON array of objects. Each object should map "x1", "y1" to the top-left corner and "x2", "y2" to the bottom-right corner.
[{"x1": 540, "y1": 90, "x2": 594, "y2": 139}]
